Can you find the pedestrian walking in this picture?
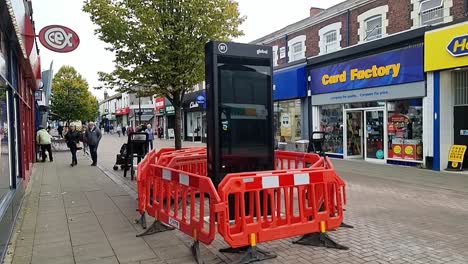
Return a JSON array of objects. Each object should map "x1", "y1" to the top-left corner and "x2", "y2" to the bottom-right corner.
[
  {"x1": 80, "y1": 127, "x2": 88, "y2": 155},
  {"x1": 122, "y1": 125, "x2": 126, "y2": 136},
  {"x1": 146, "y1": 124, "x2": 155, "y2": 150},
  {"x1": 127, "y1": 126, "x2": 134, "y2": 135},
  {"x1": 36, "y1": 126, "x2": 53, "y2": 162},
  {"x1": 116, "y1": 124, "x2": 122, "y2": 137},
  {"x1": 110, "y1": 124, "x2": 114, "y2": 135},
  {"x1": 57, "y1": 125, "x2": 64, "y2": 138},
  {"x1": 85, "y1": 122, "x2": 102, "y2": 166},
  {"x1": 65, "y1": 125, "x2": 80, "y2": 167}
]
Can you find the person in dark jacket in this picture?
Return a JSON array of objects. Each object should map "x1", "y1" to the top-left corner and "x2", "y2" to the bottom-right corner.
[
  {"x1": 65, "y1": 125, "x2": 80, "y2": 167},
  {"x1": 85, "y1": 122, "x2": 102, "y2": 166}
]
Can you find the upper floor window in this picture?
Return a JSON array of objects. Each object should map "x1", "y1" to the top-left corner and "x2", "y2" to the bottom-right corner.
[
  {"x1": 272, "y1": 46, "x2": 278, "y2": 66},
  {"x1": 420, "y1": 0, "x2": 443, "y2": 25},
  {"x1": 319, "y1": 22, "x2": 342, "y2": 55},
  {"x1": 287, "y1": 35, "x2": 306, "y2": 62},
  {"x1": 357, "y1": 5, "x2": 388, "y2": 43},
  {"x1": 365, "y1": 15, "x2": 382, "y2": 41},
  {"x1": 324, "y1": 31, "x2": 338, "y2": 53}
]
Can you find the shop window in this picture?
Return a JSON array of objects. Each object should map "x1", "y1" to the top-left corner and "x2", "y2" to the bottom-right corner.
[
  {"x1": 274, "y1": 100, "x2": 302, "y2": 149},
  {"x1": 364, "y1": 15, "x2": 382, "y2": 41},
  {"x1": 0, "y1": 83, "x2": 10, "y2": 202},
  {"x1": 420, "y1": 0, "x2": 444, "y2": 25},
  {"x1": 453, "y1": 71, "x2": 468, "y2": 106},
  {"x1": 387, "y1": 99, "x2": 423, "y2": 161},
  {"x1": 319, "y1": 104, "x2": 343, "y2": 154}
]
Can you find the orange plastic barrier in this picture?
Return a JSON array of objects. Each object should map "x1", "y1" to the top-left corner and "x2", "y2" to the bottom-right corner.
[
  {"x1": 145, "y1": 164, "x2": 222, "y2": 244},
  {"x1": 166, "y1": 154, "x2": 207, "y2": 176},
  {"x1": 275, "y1": 151, "x2": 323, "y2": 170},
  {"x1": 217, "y1": 167, "x2": 344, "y2": 248}
]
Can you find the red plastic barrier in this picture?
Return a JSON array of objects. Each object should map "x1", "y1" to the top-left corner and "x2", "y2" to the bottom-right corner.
[
  {"x1": 146, "y1": 165, "x2": 222, "y2": 244},
  {"x1": 166, "y1": 154, "x2": 207, "y2": 177},
  {"x1": 137, "y1": 150, "x2": 158, "y2": 215},
  {"x1": 217, "y1": 167, "x2": 344, "y2": 248},
  {"x1": 275, "y1": 151, "x2": 323, "y2": 170},
  {"x1": 157, "y1": 147, "x2": 206, "y2": 166}
]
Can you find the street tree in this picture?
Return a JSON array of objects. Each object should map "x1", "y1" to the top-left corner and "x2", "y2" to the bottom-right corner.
[
  {"x1": 83, "y1": 0, "x2": 245, "y2": 149},
  {"x1": 50, "y1": 66, "x2": 99, "y2": 125}
]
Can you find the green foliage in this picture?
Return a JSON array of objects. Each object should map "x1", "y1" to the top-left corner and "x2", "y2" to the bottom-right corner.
[
  {"x1": 83, "y1": 0, "x2": 245, "y2": 148},
  {"x1": 50, "y1": 66, "x2": 99, "y2": 123}
]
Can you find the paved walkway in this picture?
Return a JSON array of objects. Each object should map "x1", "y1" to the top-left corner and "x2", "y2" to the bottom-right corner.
[
  {"x1": 5, "y1": 134, "x2": 468, "y2": 264},
  {"x1": 5, "y1": 151, "x2": 221, "y2": 264}
]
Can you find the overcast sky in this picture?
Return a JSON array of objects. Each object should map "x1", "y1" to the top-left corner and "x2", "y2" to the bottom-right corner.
[{"x1": 33, "y1": 0, "x2": 345, "y2": 100}]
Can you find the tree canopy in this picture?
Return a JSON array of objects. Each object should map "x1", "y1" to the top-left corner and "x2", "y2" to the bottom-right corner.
[
  {"x1": 83, "y1": 0, "x2": 245, "y2": 148},
  {"x1": 50, "y1": 66, "x2": 99, "y2": 124}
]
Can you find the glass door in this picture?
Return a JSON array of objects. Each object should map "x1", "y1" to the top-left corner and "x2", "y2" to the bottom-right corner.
[
  {"x1": 364, "y1": 109, "x2": 385, "y2": 161},
  {"x1": 345, "y1": 111, "x2": 363, "y2": 158}
]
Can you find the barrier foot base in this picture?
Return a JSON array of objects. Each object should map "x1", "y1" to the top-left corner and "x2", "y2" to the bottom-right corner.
[
  {"x1": 136, "y1": 213, "x2": 147, "y2": 229},
  {"x1": 236, "y1": 246, "x2": 276, "y2": 264},
  {"x1": 340, "y1": 222, "x2": 354, "y2": 228},
  {"x1": 219, "y1": 245, "x2": 250, "y2": 253},
  {"x1": 136, "y1": 220, "x2": 174, "y2": 237},
  {"x1": 191, "y1": 240, "x2": 204, "y2": 264},
  {"x1": 293, "y1": 232, "x2": 349, "y2": 250}
]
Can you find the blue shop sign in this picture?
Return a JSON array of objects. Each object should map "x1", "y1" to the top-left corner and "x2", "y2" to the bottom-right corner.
[
  {"x1": 310, "y1": 46, "x2": 424, "y2": 95},
  {"x1": 273, "y1": 65, "x2": 307, "y2": 100}
]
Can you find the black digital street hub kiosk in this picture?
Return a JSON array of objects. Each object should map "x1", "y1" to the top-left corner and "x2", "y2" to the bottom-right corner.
[{"x1": 205, "y1": 41, "x2": 274, "y2": 187}]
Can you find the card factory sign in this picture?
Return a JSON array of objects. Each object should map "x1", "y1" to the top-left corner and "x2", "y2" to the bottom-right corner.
[{"x1": 38, "y1": 25, "x2": 80, "y2": 53}]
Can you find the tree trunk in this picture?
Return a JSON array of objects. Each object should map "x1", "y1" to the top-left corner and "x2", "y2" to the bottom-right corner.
[{"x1": 174, "y1": 102, "x2": 182, "y2": 150}]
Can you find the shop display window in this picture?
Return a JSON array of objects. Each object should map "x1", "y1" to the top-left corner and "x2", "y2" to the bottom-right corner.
[
  {"x1": 387, "y1": 99, "x2": 423, "y2": 161},
  {"x1": 0, "y1": 84, "x2": 10, "y2": 202},
  {"x1": 274, "y1": 99, "x2": 302, "y2": 146},
  {"x1": 319, "y1": 104, "x2": 343, "y2": 154}
]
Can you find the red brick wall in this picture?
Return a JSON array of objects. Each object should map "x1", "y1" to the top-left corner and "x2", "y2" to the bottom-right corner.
[
  {"x1": 264, "y1": 0, "x2": 416, "y2": 66},
  {"x1": 451, "y1": 0, "x2": 466, "y2": 20}
]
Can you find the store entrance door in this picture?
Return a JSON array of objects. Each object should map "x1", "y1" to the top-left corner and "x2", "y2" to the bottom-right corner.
[
  {"x1": 364, "y1": 109, "x2": 385, "y2": 162},
  {"x1": 344, "y1": 110, "x2": 363, "y2": 159},
  {"x1": 454, "y1": 106, "x2": 468, "y2": 169}
]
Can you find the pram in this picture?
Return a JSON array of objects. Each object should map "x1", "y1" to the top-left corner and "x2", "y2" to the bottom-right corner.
[{"x1": 113, "y1": 143, "x2": 130, "y2": 170}]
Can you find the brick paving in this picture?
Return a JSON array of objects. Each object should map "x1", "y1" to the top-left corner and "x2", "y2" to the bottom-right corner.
[
  {"x1": 97, "y1": 135, "x2": 468, "y2": 264},
  {"x1": 6, "y1": 134, "x2": 468, "y2": 264}
]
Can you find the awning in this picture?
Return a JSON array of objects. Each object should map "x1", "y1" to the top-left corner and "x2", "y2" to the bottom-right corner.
[{"x1": 273, "y1": 65, "x2": 307, "y2": 100}]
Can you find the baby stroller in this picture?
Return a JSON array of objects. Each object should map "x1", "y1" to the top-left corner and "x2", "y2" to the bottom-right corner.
[{"x1": 113, "y1": 143, "x2": 129, "y2": 170}]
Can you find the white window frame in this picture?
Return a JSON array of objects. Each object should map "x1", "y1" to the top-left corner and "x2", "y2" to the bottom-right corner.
[
  {"x1": 287, "y1": 35, "x2": 306, "y2": 62},
  {"x1": 272, "y1": 45, "x2": 278, "y2": 66},
  {"x1": 318, "y1": 22, "x2": 342, "y2": 55},
  {"x1": 357, "y1": 6, "x2": 389, "y2": 43},
  {"x1": 411, "y1": 0, "x2": 452, "y2": 28}
]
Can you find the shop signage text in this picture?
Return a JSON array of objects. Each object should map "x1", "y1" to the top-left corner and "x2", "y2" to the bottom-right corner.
[
  {"x1": 425, "y1": 23, "x2": 468, "y2": 72},
  {"x1": 38, "y1": 25, "x2": 80, "y2": 53},
  {"x1": 447, "y1": 35, "x2": 468, "y2": 57},
  {"x1": 311, "y1": 46, "x2": 423, "y2": 95},
  {"x1": 321, "y1": 63, "x2": 401, "y2": 86}
]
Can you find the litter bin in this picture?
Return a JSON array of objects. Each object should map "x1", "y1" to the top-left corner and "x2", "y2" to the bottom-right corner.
[
  {"x1": 278, "y1": 142, "x2": 287, "y2": 151},
  {"x1": 295, "y1": 140, "x2": 309, "y2": 153}
]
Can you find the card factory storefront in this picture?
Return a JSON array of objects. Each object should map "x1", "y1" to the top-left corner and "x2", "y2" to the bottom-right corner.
[
  {"x1": 425, "y1": 22, "x2": 468, "y2": 171},
  {"x1": 310, "y1": 46, "x2": 427, "y2": 165}
]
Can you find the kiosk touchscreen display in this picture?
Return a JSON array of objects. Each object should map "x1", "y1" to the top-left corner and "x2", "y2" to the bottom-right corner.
[{"x1": 217, "y1": 56, "x2": 273, "y2": 173}]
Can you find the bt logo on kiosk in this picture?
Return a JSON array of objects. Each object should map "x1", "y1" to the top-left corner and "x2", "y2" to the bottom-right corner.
[{"x1": 447, "y1": 35, "x2": 468, "y2": 57}]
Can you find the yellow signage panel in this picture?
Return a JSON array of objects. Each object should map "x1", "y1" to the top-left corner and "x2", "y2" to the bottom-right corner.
[
  {"x1": 448, "y1": 145, "x2": 467, "y2": 163},
  {"x1": 425, "y1": 22, "x2": 468, "y2": 72}
]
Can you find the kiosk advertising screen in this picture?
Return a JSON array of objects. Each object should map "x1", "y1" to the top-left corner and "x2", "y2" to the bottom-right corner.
[{"x1": 205, "y1": 42, "x2": 274, "y2": 186}]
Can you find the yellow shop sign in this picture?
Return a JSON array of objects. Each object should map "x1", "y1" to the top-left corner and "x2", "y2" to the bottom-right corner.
[{"x1": 425, "y1": 22, "x2": 468, "y2": 72}]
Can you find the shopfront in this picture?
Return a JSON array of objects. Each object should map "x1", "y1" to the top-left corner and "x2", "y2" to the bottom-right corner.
[
  {"x1": 310, "y1": 46, "x2": 426, "y2": 165},
  {"x1": 129, "y1": 108, "x2": 154, "y2": 128},
  {"x1": 182, "y1": 90, "x2": 206, "y2": 142},
  {"x1": 273, "y1": 64, "x2": 309, "y2": 150},
  {"x1": 425, "y1": 22, "x2": 468, "y2": 171},
  {"x1": 115, "y1": 107, "x2": 130, "y2": 126}
]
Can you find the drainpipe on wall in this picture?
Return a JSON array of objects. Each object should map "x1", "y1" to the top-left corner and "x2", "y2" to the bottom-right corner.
[
  {"x1": 465, "y1": 0, "x2": 468, "y2": 16},
  {"x1": 284, "y1": 34, "x2": 289, "y2": 63},
  {"x1": 346, "y1": 9, "x2": 351, "y2": 47}
]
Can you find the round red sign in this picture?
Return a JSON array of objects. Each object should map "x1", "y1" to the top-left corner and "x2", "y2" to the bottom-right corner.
[{"x1": 38, "y1": 25, "x2": 80, "y2": 53}]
